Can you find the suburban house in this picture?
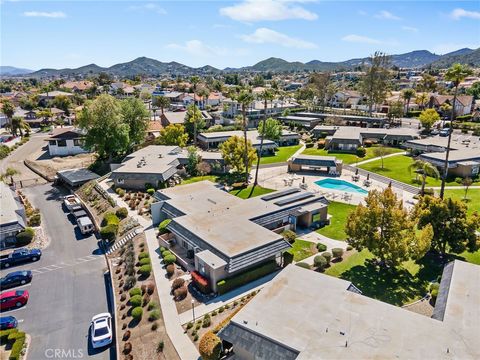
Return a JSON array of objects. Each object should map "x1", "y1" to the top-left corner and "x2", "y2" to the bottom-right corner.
[
  {"x1": 197, "y1": 129, "x2": 300, "y2": 152},
  {"x1": 152, "y1": 181, "x2": 329, "y2": 292},
  {"x1": 109, "y1": 145, "x2": 224, "y2": 189},
  {"x1": 222, "y1": 99, "x2": 299, "y2": 126},
  {"x1": 62, "y1": 81, "x2": 94, "y2": 93},
  {"x1": 160, "y1": 111, "x2": 186, "y2": 127},
  {"x1": 288, "y1": 155, "x2": 343, "y2": 175},
  {"x1": 194, "y1": 92, "x2": 222, "y2": 109},
  {"x1": 314, "y1": 126, "x2": 418, "y2": 152},
  {"x1": 0, "y1": 182, "x2": 27, "y2": 249},
  {"x1": 330, "y1": 90, "x2": 363, "y2": 108},
  {"x1": 430, "y1": 94, "x2": 474, "y2": 116},
  {"x1": 38, "y1": 90, "x2": 73, "y2": 103},
  {"x1": 219, "y1": 261, "x2": 480, "y2": 359},
  {"x1": 47, "y1": 127, "x2": 88, "y2": 157}
]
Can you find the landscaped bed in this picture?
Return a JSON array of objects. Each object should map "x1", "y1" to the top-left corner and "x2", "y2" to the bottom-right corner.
[
  {"x1": 302, "y1": 146, "x2": 403, "y2": 165},
  {"x1": 259, "y1": 145, "x2": 302, "y2": 165},
  {"x1": 109, "y1": 233, "x2": 179, "y2": 360},
  {"x1": 316, "y1": 201, "x2": 357, "y2": 240}
]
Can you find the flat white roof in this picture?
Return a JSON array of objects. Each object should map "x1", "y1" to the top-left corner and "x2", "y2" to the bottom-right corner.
[{"x1": 0, "y1": 182, "x2": 20, "y2": 225}]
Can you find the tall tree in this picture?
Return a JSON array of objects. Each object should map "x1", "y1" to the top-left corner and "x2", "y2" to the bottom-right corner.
[
  {"x1": 50, "y1": 94, "x2": 72, "y2": 115},
  {"x1": 415, "y1": 93, "x2": 429, "y2": 110},
  {"x1": 196, "y1": 88, "x2": 210, "y2": 110},
  {"x1": 236, "y1": 89, "x2": 255, "y2": 184},
  {"x1": 185, "y1": 103, "x2": 204, "y2": 144},
  {"x1": 345, "y1": 187, "x2": 433, "y2": 266},
  {"x1": 153, "y1": 96, "x2": 170, "y2": 115},
  {"x1": 120, "y1": 97, "x2": 150, "y2": 148},
  {"x1": 408, "y1": 159, "x2": 440, "y2": 196},
  {"x1": 157, "y1": 124, "x2": 188, "y2": 147},
  {"x1": 1, "y1": 99, "x2": 15, "y2": 134},
  {"x1": 11, "y1": 116, "x2": 27, "y2": 137},
  {"x1": 258, "y1": 118, "x2": 282, "y2": 141},
  {"x1": 254, "y1": 89, "x2": 274, "y2": 186},
  {"x1": 462, "y1": 177, "x2": 473, "y2": 200},
  {"x1": 360, "y1": 52, "x2": 391, "y2": 115},
  {"x1": 419, "y1": 74, "x2": 437, "y2": 98},
  {"x1": 402, "y1": 88, "x2": 416, "y2": 115},
  {"x1": 309, "y1": 72, "x2": 331, "y2": 110},
  {"x1": 77, "y1": 94, "x2": 129, "y2": 160},
  {"x1": 418, "y1": 108, "x2": 440, "y2": 132},
  {"x1": 219, "y1": 135, "x2": 257, "y2": 174},
  {"x1": 413, "y1": 196, "x2": 479, "y2": 255},
  {"x1": 372, "y1": 145, "x2": 390, "y2": 169},
  {"x1": 439, "y1": 64, "x2": 473, "y2": 199}
]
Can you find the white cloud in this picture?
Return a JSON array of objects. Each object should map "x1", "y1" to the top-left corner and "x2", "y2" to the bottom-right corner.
[
  {"x1": 357, "y1": 10, "x2": 367, "y2": 16},
  {"x1": 374, "y1": 10, "x2": 401, "y2": 20},
  {"x1": 402, "y1": 26, "x2": 418, "y2": 32},
  {"x1": 450, "y1": 8, "x2": 480, "y2": 20},
  {"x1": 431, "y1": 43, "x2": 480, "y2": 54},
  {"x1": 341, "y1": 34, "x2": 381, "y2": 44},
  {"x1": 240, "y1": 28, "x2": 317, "y2": 49},
  {"x1": 23, "y1": 11, "x2": 66, "y2": 18},
  {"x1": 220, "y1": 0, "x2": 317, "y2": 22},
  {"x1": 128, "y1": 3, "x2": 166, "y2": 15}
]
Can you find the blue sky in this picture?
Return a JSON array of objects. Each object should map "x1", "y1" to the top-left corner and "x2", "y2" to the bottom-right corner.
[{"x1": 1, "y1": 0, "x2": 479, "y2": 70}]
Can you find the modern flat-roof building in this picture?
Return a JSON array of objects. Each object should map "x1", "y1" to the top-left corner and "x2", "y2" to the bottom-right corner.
[
  {"x1": 197, "y1": 130, "x2": 300, "y2": 152},
  {"x1": 0, "y1": 182, "x2": 27, "y2": 248},
  {"x1": 219, "y1": 261, "x2": 480, "y2": 359},
  {"x1": 152, "y1": 181, "x2": 329, "y2": 292},
  {"x1": 288, "y1": 155, "x2": 343, "y2": 175},
  {"x1": 278, "y1": 115, "x2": 322, "y2": 129}
]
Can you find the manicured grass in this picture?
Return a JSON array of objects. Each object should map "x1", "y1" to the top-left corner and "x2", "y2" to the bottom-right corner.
[
  {"x1": 302, "y1": 146, "x2": 403, "y2": 165},
  {"x1": 259, "y1": 145, "x2": 302, "y2": 165},
  {"x1": 359, "y1": 155, "x2": 480, "y2": 187},
  {"x1": 181, "y1": 175, "x2": 218, "y2": 185},
  {"x1": 229, "y1": 185, "x2": 275, "y2": 199},
  {"x1": 456, "y1": 249, "x2": 480, "y2": 265},
  {"x1": 316, "y1": 201, "x2": 357, "y2": 240},
  {"x1": 286, "y1": 239, "x2": 317, "y2": 262},
  {"x1": 444, "y1": 189, "x2": 480, "y2": 216}
]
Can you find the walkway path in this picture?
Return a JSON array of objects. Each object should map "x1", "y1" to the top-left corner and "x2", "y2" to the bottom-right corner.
[
  {"x1": 296, "y1": 231, "x2": 348, "y2": 266},
  {"x1": 354, "y1": 151, "x2": 407, "y2": 166},
  {"x1": 430, "y1": 185, "x2": 480, "y2": 190}
]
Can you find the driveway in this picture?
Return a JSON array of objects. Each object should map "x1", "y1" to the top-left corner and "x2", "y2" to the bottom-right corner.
[{"x1": 2, "y1": 184, "x2": 115, "y2": 360}]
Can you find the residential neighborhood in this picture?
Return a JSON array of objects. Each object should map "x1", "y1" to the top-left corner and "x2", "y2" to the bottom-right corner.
[{"x1": 1, "y1": 1, "x2": 479, "y2": 360}]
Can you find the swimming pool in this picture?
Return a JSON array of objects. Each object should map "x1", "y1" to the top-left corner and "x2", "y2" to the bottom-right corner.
[{"x1": 314, "y1": 178, "x2": 369, "y2": 195}]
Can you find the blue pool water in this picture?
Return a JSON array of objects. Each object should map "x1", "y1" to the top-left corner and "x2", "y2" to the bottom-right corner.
[{"x1": 314, "y1": 178, "x2": 369, "y2": 195}]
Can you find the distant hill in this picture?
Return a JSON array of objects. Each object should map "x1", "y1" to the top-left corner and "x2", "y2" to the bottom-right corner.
[
  {"x1": 429, "y1": 48, "x2": 480, "y2": 68},
  {"x1": 0, "y1": 66, "x2": 34, "y2": 76},
  {"x1": 17, "y1": 47, "x2": 480, "y2": 78}
]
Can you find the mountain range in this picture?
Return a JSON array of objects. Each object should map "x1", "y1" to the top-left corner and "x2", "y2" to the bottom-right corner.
[{"x1": 4, "y1": 48, "x2": 479, "y2": 78}]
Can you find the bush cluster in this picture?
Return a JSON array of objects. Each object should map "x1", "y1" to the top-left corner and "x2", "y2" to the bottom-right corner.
[
  {"x1": 173, "y1": 286, "x2": 188, "y2": 300},
  {"x1": 131, "y1": 307, "x2": 143, "y2": 320},
  {"x1": 0, "y1": 329, "x2": 26, "y2": 360},
  {"x1": 295, "y1": 262, "x2": 310, "y2": 269},
  {"x1": 314, "y1": 255, "x2": 327, "y2": 270},
  {"x1": 172, "y1": 278, "x2": 185, "y2": 291},
  {"x1": 100, "y1": 224, "x2": 118, "y2": 241},
  {"x1": 15, "y1": 227, "x2": 35, "y2": 246},
  {"x1": 139, "y1": 265, "x2": 152, "y2": 277},
  {"x1": 102, "y1": 212, "x2": 120, "y2": 227},
  {"x1": 129, "y1": 295, "x2": 143, "y2": 307},
  {"x1": 116, "y1": 207, "x2": 128, "y2": 219},
  {"x1": 356, "y1": 146, "x2": 366, "y2": 158},
  {"x1": 199, "y1": 331, "x2": 222, "y2": 360},
  {"x1": 139, "y1": 257, "x2": 151, "y2": 266},
  {"x1": 129, "y1": 288, "x2": 141, "y2": 297},
  {"x1": 158, "y1": 219, "x2": 172, "y2": 235},
  {"x1": 316, "y1": 243, "x2": 327, "y2": 252},
  {"x1": 322, "y1": 252, "x2": 332, "y2": 264},
  {"x1": 281, "y1": 230, "x2": 296, "y2": 243},
  {"x1": 332, "y1": 248, "x2": 344, "y2": 259}
]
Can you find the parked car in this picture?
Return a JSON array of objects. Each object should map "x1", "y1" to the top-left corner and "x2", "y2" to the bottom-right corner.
[
  {"x1": 0, "y1": 290, "x2": 29, "y2": 310},
  {"x1": 63, "y1": 195, "x2": 81, "y2": 211},
  {"x1": 0, "y1": 316, "x2": 18, "y2": 330},
  {"x1": 90, "y1": 313, "x2": 112, "y2": 348},
  {"x1": 72, "y1": 209, "x2": 88, "y2": 219},
  {"x1": 439, "y1": 128, "x2": 452, "y2": 137},
  {"x1": 430, "y1": 129, "x2": 440, "y2": 135},
  {"x1": 0, "y1": 248, "x2": 42, "y2": 268},
  {"x1": 0, "y1": 270, "x2": 33, "y2": 290},
  {"x1": 77, "y1": 217, "x2": 94, "y2": 235}
]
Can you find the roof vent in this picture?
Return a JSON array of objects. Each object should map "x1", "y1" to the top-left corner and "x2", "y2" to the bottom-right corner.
[{"x1": 243, "y1": 320, "x2": 248, "y2": 325}]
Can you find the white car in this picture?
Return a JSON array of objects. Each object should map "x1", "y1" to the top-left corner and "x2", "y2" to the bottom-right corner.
[{"x1": 90, "y1": 313, "x2": 112, "y2": 349}]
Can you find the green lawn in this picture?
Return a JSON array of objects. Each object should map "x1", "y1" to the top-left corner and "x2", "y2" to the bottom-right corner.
[
  {"x1": 259, "y1": 145, "x2": 302, "y2": 165},
  {"x1": 443, "y1": 189, "x2": 480, "y2": 216},
  {"x1": 359, "y1": 155, "x2": 480, "y2": 187},
  {"x1": 302, "y1": 146, "x2": 403, "y2": 165},
  {"x1": 181, "y1": 175, "x2": 218, "y2": 185},
  {"x1": 287, "y1": 239, "x2": 317, "y2": 262},
  {"x1": 229, "y1": 185, "x2": 275, "y2": 199},
  {"x1": 316, "y1": 201, "x2": 357, "y2": 240}
]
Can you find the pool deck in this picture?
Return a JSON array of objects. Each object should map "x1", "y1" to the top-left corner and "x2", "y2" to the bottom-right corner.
[{"x1": 252, "y1": 165, "x2": 417, "y2": 208}]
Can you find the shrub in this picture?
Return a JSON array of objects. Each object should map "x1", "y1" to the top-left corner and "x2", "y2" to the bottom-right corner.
[
  {"x1": 100, "y1": 224, "x2": 118, "y2": 241},
  {"x1": 282, "y1": 229, "x2": 296, "y2": 243},
  {"x1": 145, "y1": 183, "x2": 154, "y2": 190},
  {"x1": 139, "y1": 257, "x2": 151, "y2": 266},
  {"x1": 163, "y1": 254, "x2": 176, "y2": 265},
  {"x1": 166, "y1": 264, "x2": 175, "y2": 276},
  {"x1": 455, "y1": 177, "x2": 463, "y2": 184},
  {"x1": 356, "y1": 146, "x2": 366, "y2": 158},
  {"x1": 191, "y1": 330, "x2": 197, "y2": 336},
  {"x1": 143, "y1": 294, "x2": 151, "y2": 306},
  {"x1": 123, "y1": 342, "x2": 132, "y2": 354},
  {"x1": 161, "y1": 250, "x2": 172, "y2": 258},
  {"x1": 15, "y1": 227, "x2": 35, "y2": 246},
  {"x1": 282, "y1": 251, "x2": 294, "y2": 266},
  {"x1": 314, "y1": 255, "x2": 327, "y2": 270},
  {"x1": 129, "y1": 295, "x2": 143, "y2": 307},
  {"x1": 148, "y1": 301, "x2": 159, "y2": 310},
  {"x1": 199, "y1": 331, "x2": 222, "y2": 360},
  {"x1": 321, "y1": 252, "x2": 332, "y2": 264},
  {"x1": 102, "y1": 212, "x2": 120, "y2": 226},
  {"x1": 332, "y1": 248, "x2": 344, "y2": 259},
  {"x1": 122, "y1": 330, "x2": 131, "y2": 341},
  {"x1": 160, "y1": 246, "x2": 166, "y2": 252},
  {"x1": 187, "y1": 322, "x2": 193, "y2": 329},
  {"x1": 218, "y1": 306, "x2": 225, "y2": 313},
  {"x1": 28, "y1": 212, "x2": 41, "y2": 226},
  {"x1": 305, "y1": 142, "x2": 314, "y2": 148},
  {"x1": 316, "y1": 243, "x2": 327, "y2": 252},
  {"x1": 194, "y1": 334, "x2": 199, "y2": 342},
  {"x1": 116, "y1": 207, "x2": 128, "y2": 219},
  {"x1": 147, "y1": 283, "x2": 155, "y2": 295},
  {"x1": 138, "y1": 251, "x2": 149, "y2": 260},
  {"x1": 195, "y1": 323, "x2": 201, "y2": 330},
  {"x1": 346, "y1": 245, "x2": 353, "y2": 251},
  {"x1": 158, "y1": 219, "x2": 172, "y2": 234},
  {"x1": 124, "y1": 276, "x2": 136, "y2": 290},
  {"x1": 202, "y1": 314, "x2": 211, "y2": 328},
  {"x1": 174, "y1": 286, "x2": 188, "y2": 300},
  {"x1": 216, "y1": 260, "x2": 277, "y2": 295},
  {"x1": 129, "y1": 288, "x2": 142, "y2": 297},
  {"x1": 172, "y1": 278, "x2": 185, "y2": 290},
  {"x1": 430, "y1": 282, "x2": 440, "y2": 293},
  {"x1": 139, "y1": 264, "x2": 152, "y2": 277},
  {"x1": 295, "y1": 262, "x2": 310, "y2": 269},
  {"x1": 431, "y1": 288, "x2": 439, "y2": 299},
  {"x1": 157, "y1": 340, "x2": 164, "y2": 353},
  {"x1": 131, "y1": 307, "x2": 143, "y2": 320},
  {"x1": 147, "y1": 188, "x2": 155, "y2": 195},
  {"x1": 149, "y1": 310, "x2": 161, "y2": 321}
]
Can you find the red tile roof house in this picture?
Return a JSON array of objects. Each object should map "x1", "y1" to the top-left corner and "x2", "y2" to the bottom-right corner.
[{"x1": 430, "y1": 94, "x2": 474, "y2": 117}]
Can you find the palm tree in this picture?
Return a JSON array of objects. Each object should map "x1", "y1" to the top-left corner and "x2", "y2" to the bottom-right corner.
[
  {"x1": 11, "y1": 116, "x2": 27, "y2": 137},
  {"x1": 1, "y1": 99, "x2": 15, "y2": 134},
  {"x1": 236, "y1": 89, "x2": 254, "y2": 184},
  {"x1": 409, "y1": 159, "x2": 440, "y2": 196},
  {"x1": 439, "y1": 63, "x2": 473, "y2": 199},
  {"x1": 415, "y1": 93, "x2": 429, "y2": 110},
  {"x1": 254, "y1": 89, "x2": 275, "y2": 186},
  {"x1": 402, "y1": 89, "x2": 416, "y2": 115},
  {"x1": 153, "y1": 96, "x2": 170, "y2": 115},
  {"x1": 196, "y1": 88, "x2": 210, "y2": 110}
]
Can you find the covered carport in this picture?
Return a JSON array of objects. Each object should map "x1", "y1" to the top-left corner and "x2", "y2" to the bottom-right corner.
[
  {"x1": 287, "y1": 155, "x2": 342, "y2": 175},
  {"x1": 56, "y1": 168, "x2": 100, "y2": 188}
]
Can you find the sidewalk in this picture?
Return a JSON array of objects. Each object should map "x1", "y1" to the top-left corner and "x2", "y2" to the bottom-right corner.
[
  {"x1": 296, "y1": 231, "x2": 348, "y2": 266},
  {"x1": 354, "y1": 151, "x2": 407, "y2": 166}
]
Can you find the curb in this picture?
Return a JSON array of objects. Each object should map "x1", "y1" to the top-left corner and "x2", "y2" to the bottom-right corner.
[
  {"x1": 22, "y1": 333, "x2": 31, "y2": 360},
  {"x1": 105, "y1": 257, "x2": 121, "y2": 360}
]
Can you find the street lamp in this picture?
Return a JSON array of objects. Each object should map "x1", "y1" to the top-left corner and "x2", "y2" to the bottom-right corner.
[{"x1": 191, "y1": 299, "x2": 195, "y2": 323}]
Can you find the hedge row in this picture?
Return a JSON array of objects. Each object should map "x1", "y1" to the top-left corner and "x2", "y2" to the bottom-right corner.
[
  {"x1": 0, "y1": 329, "x2": 26, "y2": 360},
  {"x1": 217, "y1": 260, "x2": 277, "y2": 295}
]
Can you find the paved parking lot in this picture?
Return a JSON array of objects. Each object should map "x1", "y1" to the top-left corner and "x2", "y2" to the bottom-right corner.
[{"x1": 2, "y1": 184, "x2": 115, "y2": 360}]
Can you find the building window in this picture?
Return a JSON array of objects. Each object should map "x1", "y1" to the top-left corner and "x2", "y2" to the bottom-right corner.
[
  {"x1": 312, "y1": 212, "x2": 321, "y2": 223},
  {"x1": 57, "y1": 140, "x2": 67, "y2": 147},
  {"x1": 48, "y1": 140, "x2": 57, "y2": 146},
  {"x1": 73, "y1": 139, "x2": 84, "y2": 147}
]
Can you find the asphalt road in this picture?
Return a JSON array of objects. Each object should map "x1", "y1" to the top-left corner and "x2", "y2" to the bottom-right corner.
[{"x1": 1, "y1": 184, "x2": 115, "y2": 360}]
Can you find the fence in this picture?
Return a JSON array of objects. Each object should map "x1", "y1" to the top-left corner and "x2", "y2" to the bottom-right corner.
[{"x1": 344, "y1": 164, "x2": 420, "y2": 195}]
